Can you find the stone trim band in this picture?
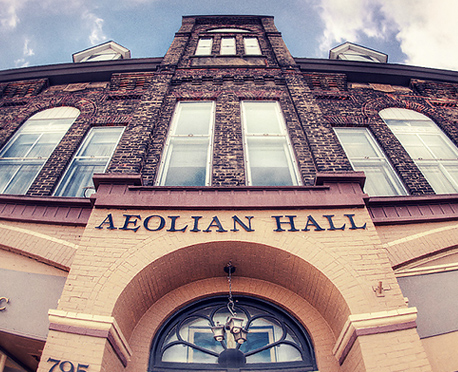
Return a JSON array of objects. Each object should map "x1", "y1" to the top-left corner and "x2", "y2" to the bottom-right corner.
[
  {"x1": 333, "y1": 308, "x2": 418, "y2": 365},
  {"x1": 48, "y1": 310, "x2": 132, "y2": 367}
]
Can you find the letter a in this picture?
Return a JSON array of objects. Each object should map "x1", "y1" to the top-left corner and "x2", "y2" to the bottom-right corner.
[{"x1": 95, "y1": 214, "x2": 117, "y2": 230}]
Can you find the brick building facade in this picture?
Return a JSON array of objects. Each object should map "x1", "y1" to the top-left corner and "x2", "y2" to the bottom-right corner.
[{"x1": 0, "y1": 15, "x2": 458, "y2": 372}]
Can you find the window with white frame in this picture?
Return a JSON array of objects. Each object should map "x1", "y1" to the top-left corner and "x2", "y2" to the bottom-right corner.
[
  {"x1": 380, "y1": 108, "x2": 458, "y2": 194},
  {"x1": 157, "y1": 101, "x2": 215, "y2": 186},
  {"x1": 54, "y1": 126, "x2": 124, "y2": 197},
  {"x1": 220, "y1": 37, "x2": 236, "y2": 55},
  {"x1": 0, "y1": 107, "x2": 79, "y2": 195},
  {"x1": 195, "y1": 38, "x2": 213, "y2": 56},
  {"x1": 243, "y1": 37, "x2": 261, "y2": 55},
  {"x1": 241, "y1": 101, "x2": 300, "y2": 186},
  {"x1": 334, "y1": 127, "x2": 407, "y2": 196}
]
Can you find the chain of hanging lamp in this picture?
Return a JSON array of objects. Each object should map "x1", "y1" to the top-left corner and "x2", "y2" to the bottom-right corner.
[
  {"x1": 226, "y1": 262, "x2": 237, "y2": 318},
  {"x1": 210, "y1": 262, "x2": 248, "y2": 345}
]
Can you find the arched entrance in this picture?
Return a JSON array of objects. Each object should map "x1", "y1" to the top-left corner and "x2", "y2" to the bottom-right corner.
[{"x1": 149, "y1": 295, "x2": 317, "y2": 371}]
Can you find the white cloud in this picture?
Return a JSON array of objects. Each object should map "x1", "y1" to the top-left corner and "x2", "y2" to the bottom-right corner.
[
  {"x1": 0, "y1": 0, "x2": 24, "y2": 30},
  {"x1": 315, "y1": 0, "x2": 385, "y2": 53},
  {"x1": 379, "y1": 0, "x2": 458, "y2": 70},
  {"x1": 13, "y1": 37, "x2": 34, "y2": 67},
  {"x1": 23, "y1": 38, "x2": 34, "y2": 57},
  {"x1": 315, "y1": 0, "x2": 458, "y2": 70},
  {"x1": 14, "y1": 58, "x2": 29, "y2": 67},
  {"x1": 83, "y1": 10, "x2": 107, "y2": 45}
]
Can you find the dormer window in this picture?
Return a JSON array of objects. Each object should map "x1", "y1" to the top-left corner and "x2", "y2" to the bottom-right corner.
[
  {"x1": 329, "y1": 42, "x2": 387, "y2": 63},
  {"x1": 72, "y1": 41, "x2": 131, "y2": 63}
]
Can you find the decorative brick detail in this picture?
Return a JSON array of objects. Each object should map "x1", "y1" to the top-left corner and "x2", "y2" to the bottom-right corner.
[
  {"x1": 411, "y1": 79, "x2": 458, "y2": 99},
  {"x1": 0, "y1": 79, "x2": 48, "y2": 98},
  {"x1": 110, "y1": 73, "x2": 157, "y2": 91},
  {"x1": 0, "y1": 100, "x2": 28, "y2": 108},
  {"x1": 303, "y1": 72, "x2": 347, "y2": 91},
  {"x1": 106, "y1": 94, "x2": 143, "y2": 101}
]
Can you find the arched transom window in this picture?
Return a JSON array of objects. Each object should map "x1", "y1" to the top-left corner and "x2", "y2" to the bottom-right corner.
[
  {"x1": 380, "y1": 108, "x2": 458, "y2": 194},
  {"x1": 149, "y1": 296, "x2": 317, "y2": 372}
]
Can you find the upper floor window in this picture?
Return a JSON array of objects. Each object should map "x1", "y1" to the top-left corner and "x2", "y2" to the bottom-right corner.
[
  {"x1": 0, "y1": 107, "x2": 79, "y2": 195},
  {"x1": 243, "y1": 37, "x2": 261, "y2": 55},
  {"x1": 241, "y1": 101, "x2": 300, "y2": 186},
  {"x1": 195, "y1": 38, "x2": 213, "y2": 56},
  {"x1": 334, "y1": 127, "x2": 407, "y2": 196},
  {"x1": 220, "y1": 37, "x2": 236, "y2": 55},
  {"x1": 157, "y1": 101, "x2": 215, "y2": 186},
  {"x1": 380, "y1": 108, "x2": 458, "y2": 194},
  {"x1": 54, "y1": 126, "x2": 124, "y2": 197},
  {"x1": 149, "y1": 296, "x2": 317, "y2": 372}
]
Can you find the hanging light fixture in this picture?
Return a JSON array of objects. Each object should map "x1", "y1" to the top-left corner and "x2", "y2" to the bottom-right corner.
[{"x1": 211, "y1": 262, "x2": 248, "y2": 345}]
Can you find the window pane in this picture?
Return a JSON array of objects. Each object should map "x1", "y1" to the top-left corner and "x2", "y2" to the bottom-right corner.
[
  {"x1": 0, "y1": 107, "x2": 79, "y2": 195},
  {"x1": 23, "y1": 118, "x2": 78, "y2": 132},
  {"x1": 27, "y1": 133, "x2": 65, "y2": 158},
  {"x1": 247, "y1": 139, "x2": 293, "y2": 186},
  {"x1": 417, "y1": 163, "x2": 458, "y2": 194},
  {"x1": 221, "y1": 37, "x2": 236, "y2": 55},
  {"x1": 3, "y1": 164, "x2": 42, "y2": 195},
  {"x1": 243, "y1": 331, "x2": 273, "y2": 363},
  {"x1": 174, "y1": 102, "x2": 213, "y2": 135},
  {"x1": 335, "y1": 128, "x2": 406, "y2": 196},
  {"x1": 0, "y1": 164, "x2": 20, "y2": 192},
  {"x1": 195, "y1": 38, "x2": 212, "y2": 55},
  {"x1": 420, "y1": 134, "x2": 458, "y2": 159},
  {"x1": 163, "y1": 141, "x2": 208, "y2": 186},
  {"x1": 57, "y1": 161, "x2": 106, "y2": 197},
  {"x1": 3, "y1": 134, "x2": 40, "y2": 158},
  {"x1": 243, "y1": 102, "x2": 282, "y2": 134},
  {"x1": 54, "y1": 127, "x2": 124, "y2": 197},
  {"x1": 443, "y1": 164, "x2": 458, "y2": 186},
  {"x1": 396, "y1": 133, "x2": 433, "y2": 159},
  {"x1": 333, "y1": 130, "x2": 378, "y2": 158},
  {"x1": 244, "y1": 37, "x2": 261, "y2": 55},
  {"x1": 80, "y1": 129, "x2": 124, "y2": 157},
  {"x1": 355, "y1": 162, "x2": 404, "y2": 196}
]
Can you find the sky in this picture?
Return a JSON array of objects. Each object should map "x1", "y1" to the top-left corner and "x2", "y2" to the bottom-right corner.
[{"x1": 0, "y1": 0, "x2": 458, "y2": 72}]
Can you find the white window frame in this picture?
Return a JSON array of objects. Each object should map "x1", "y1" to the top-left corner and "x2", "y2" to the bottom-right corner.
[
  {"x1": 241, "y1": 101, "x2": 301, "y2": 186},
  {"x1": 0, "y1": 107, "x2": 79, "y2": 195},
  {"x1": 243, "y1": 37, "x2": 262, "y2": 55},
  {"x1": 195, "y1": 38, "x2": 213, "y2": 56},
  {"x1": 157, "y1": 101, "x2": 215, "y2": 186},
  {"x1": 54, "y1": 126, "x2": 124, "y2": 197},
  {"x1": 334, "y1": 127, "x2": 407, "y2": 196},
  {"x1": 220, "y1": 37, "x2": 236, "y2": 55},
  {"x1": 380, "y1": 108, "x2": 458, "y2": 194}
]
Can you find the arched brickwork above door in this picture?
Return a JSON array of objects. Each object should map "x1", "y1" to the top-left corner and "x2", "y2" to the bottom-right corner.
[{"x1": 111, "y1": 241, "x2": 352, "y2": 343}]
